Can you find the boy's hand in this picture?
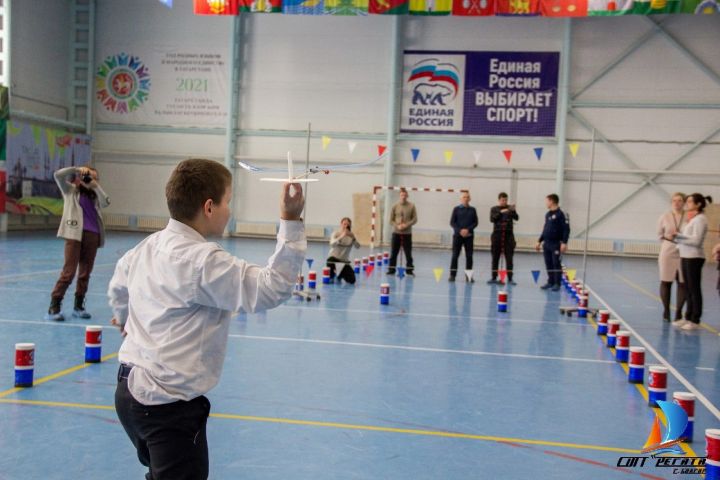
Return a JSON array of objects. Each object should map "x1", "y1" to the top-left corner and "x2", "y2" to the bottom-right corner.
[
  {"x1": 281, "y1": 183, "x2": 304, "y2": 221},
  {"x1": 111, "y1": 318, "x2": 127, "y2": 338}
]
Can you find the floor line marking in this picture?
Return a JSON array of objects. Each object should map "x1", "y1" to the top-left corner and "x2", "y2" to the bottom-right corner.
[
  {"x1": 614, "y1": 273, "x2": 720, "y2": 335},
  {"x1": 696, "y1": 367, "x2": 716, "y2": 372},
  {"x1": 228, "y1": 334, "x2": 615, "y2": 364},
  {"x1": 0, "y1": 263, "x2": 115, "y2": 281},
  {"x1": 0, "y1": 318, "x2": 115, "y2": 329},
  {"x1": 583, "y1": 313, "x2": 699, "y2": 458},
  {"x1": 0, "y1": 398, "x2": 641, "y2": 455},
  {"x1": 0, "y1": 352, "x2": 118, "y2": 399},
  {"x1": 587, "y1": 283, "x2": 720, "y2": 427}
]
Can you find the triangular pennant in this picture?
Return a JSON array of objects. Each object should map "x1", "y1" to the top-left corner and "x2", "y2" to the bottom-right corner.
[
  {"x1": 348, "y1": 141, "x2": 357, "y2": 154},
  {"x1": 444, "y1": 150, "x2": 454, "y2": 165},
  {"x1": 378, "y1": 145, "x2": 387, "y2": 156},
  {"x1": 534, "y1": 147, "x2": 543, "y2": 161},
  {"x1": 411, "y1": 148, "x2": 420, "y2": 163},
  {"x1": 306, "y1": 258, "x2": 314, "y2": 269},
  {"x1": 499, "y1": 269, "x2": 507, "y2": 283},
  {"x1": 433, "y1": 268, "x2": 443, "y2": 283},
  {"x1": 322, "y1": 136, "x2": 332, "y2": 150},
  {"x1": 397, "y1": 266, "x2": 406, "y2": 279},
  {"x1": 531, "y1": 270, "x2": 540, "y2": 284},
  {"x1": 464, "y1": 269, "x2": 473, "y2": 282},
  {"x1": 503, "y1": 150, "x2": 512, "y2": 163},
  {"x1": 473, "y1": 150, "x2": 482, "y2": 166},
  {"x1": 366, "y1": 264, "x2": 375, "y2": 277},
  {"x1": 569, "y1": 143, "x2": 580, "y2": 158},
  {"x1": 567, "y1": 269, "x2": 577, "y2": 282}
]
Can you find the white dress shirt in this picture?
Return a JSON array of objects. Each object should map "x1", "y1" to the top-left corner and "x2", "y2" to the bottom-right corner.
[{"x1": 108, "y1": 218, "x2": 306, "y2": 405}]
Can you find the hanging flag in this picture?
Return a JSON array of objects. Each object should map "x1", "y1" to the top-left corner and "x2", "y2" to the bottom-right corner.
[
  {"x1": 369, "y1": 0, "x2": 409, "y2": 13},
  {"x1": 283, "y1": 0, "x2": 324, "y2": 14},
  {"x1": 534, "y1": 147, "x2": 543, "y2": 161},
  {"x1": 452, "y1": 0, "x2": 495, "y2": 15},
  {"x1": 567, "y1": 268, "x2": 577, "y2": 282},
  {"x1": 322, "y1": 135, "x2": 332, "y2": 150},
  {"x1": 464, "y1": 269, "x2": 474, "y2": 282},
  {"x1": 540, "y1": 0, "x2": 587, "y2": 15},
  {"x1": 325, "y1": 0, "x2": 369, "y2": 13},
  {"x1": 241, "y1": 0, "x2": 282, "y2": 12},
  {"x1": 444, "y1": 150, "x2": 454, "y2": 164},
  {"x1": 503, "y1": 150, "x2": 512, "y2": 163},
  {"x1": 348, "y1": 141, "x2": 357, "y2": 154},
  {"x1": 306, "y1": 258, "x2": 314, "y2": 269},
  {"x1": 411, "y1": 148, "x2": 420, "y2": 162},
  {"x1": 397, "y1": 266, "x2": 406, "y2": 278},
  {"x1": 194, "y1": 0, "x2": 240, "y2": 14},
  {"x1": 569, "y1": 143, "x2": 580, "y2": 158},
  {"x1": 496, "y1": 0, "x2": 539, "y2": 14},
  {"x1": 433, "y1": 267, "x2": 444, "y2": 283},
  {"x1": 680, "y1": 0, "x2": 719, "y2": 13},
  {"x1": 158, "y1": 0, "x2": 173, "y2": 7},
  {"x1": 409, "y1": 0, "x2": 452, "y2": 14},
  {"x1": 531, "y1": 270, "x2": 540, "y2": 284},
  {"x1": 378, "y1": 144, "x2": 387, "y2": 156},
  {"x1": 499, "y1": 269, "x2": 507, "y2": 283},
  {"x1": 473, "y1": 150, "x2": 483, "y2": 167}
]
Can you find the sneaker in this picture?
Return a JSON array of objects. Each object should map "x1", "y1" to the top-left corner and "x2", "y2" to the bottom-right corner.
[
  {"x1": 45, "y1": 297, "x2": 64, "y2": 322},
  {"x1": 551, "y1": 284, "x2": 561, "y2": 292},
  {"x1": 487, "y1": 278, "x2": 498, "y2": 285},
  {"x1": 72, "y1": 295, "x2": 92, "y2": 319},
  {"x1": 540, "y1": 283, "x2": 553, "y2": 290},
  {"x1": 407, "y1": 271, "x2": 415, "y2": 277},
  {"x1": 672, "y1": 319, "x2": 688, "y2": 328},
  {"x1": 681, "y1": 322, "x2": 699, "y2": 331},
  {"x1": 448, "y1": 276, "x2": 456, "y2": 282},
  {"x1": 509, "y1": 280, "x2": 517, "y2": 286},
  {"x1": 387, "y1": 269, "x2": 396, "y2": 275}
]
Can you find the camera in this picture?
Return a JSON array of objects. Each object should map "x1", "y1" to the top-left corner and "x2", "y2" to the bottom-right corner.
[{"x1": 82, "y1": 173, "x2": 92, "y2": 184}]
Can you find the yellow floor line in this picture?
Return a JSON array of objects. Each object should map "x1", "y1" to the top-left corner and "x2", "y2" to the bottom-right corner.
[
  {"x1": 614, "y1": 273, "x2": 720, "y2": 335},
  {"x1": 0, "y1": 397, "x2": 641, "y2": 455},
  {"x1": 585, "y1": 314, "x2": 698, "y2": 458},
  {"x1": 0, "y1": 352, "x2": 118, "y2": 399}
]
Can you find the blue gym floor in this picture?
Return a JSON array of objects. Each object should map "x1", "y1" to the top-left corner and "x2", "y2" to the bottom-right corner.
[{"x1": 0, "y1": 231, "x2": 718, "y2": 479}]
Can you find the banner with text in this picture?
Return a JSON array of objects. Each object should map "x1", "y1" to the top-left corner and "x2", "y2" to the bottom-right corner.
[{"x1": 401, "y1": 51, "x2": 560, "y2": 137}]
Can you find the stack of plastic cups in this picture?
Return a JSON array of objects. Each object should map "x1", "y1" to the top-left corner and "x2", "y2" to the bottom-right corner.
[
  {"x1": 295, "y1": 274, "x2": 304, "y2": 292},
  {"x1": 383, "y1": 252, "x2": 389, "y2": 265},
  {"x1": 706, "y1": 429, "x2": 720, "y2": 480},
  {"x1": 615, "y1": 331, "x2": 630, "y2": 363},
  {"x1": 628, "y1": 346, "x2": 645, "y2": 384},
  {"x1": 308, "y1": 271, "x2": 317, "y2": 290},
  {"x1": 379, "y1": 283, "x2": 390, "y2": 305},
  {"x1": 14, "y1": 343, "x2": 35, "y2": 388},
  {"x1": 322, "y1": 267, "x2": 331, "y2": 285},
  {"x1": 606, "y1": 320, "x2": 620, "y2": 348},
  {"x1": 597, "y1": 310, "x2": 609, "y2": 335},
  {"x1": 369, "y1": 254, "x2": 375, "y2": 268},
  {"x1": 578, "y1": 294, "x2": 589, "y2": 318},
  {"x1": 647, "y1": 365, "x2": 668, "y2": 407},
  {"x1": 375, "y1": 255, "x2": 382, "y2": 267},
  {"x1": 362, "y1": 257, "x2": 368, "y2": 272},
  {"x1": 673, "y1": 392, "x2": 695, "y2": 443},
  {"x1": 497, "y1": 291, "x2": 508, "y2": 313},
  {"x1": 85, "y1": 326, "x2": 102, "y2": 363},
  {"x1": 353, "y1": 259, "x2": 361, "y2": 275}
]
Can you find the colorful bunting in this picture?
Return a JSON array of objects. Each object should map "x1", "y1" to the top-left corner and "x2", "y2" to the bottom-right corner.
[
  {"x1": 397, "y1": 266, "x2": 406, "y2": 278},
  {"x1": 541, "y1": 0, "x2": 587, "y2": 16},
  {"x1": 534, "y1": 147, "x2": 543, "y2": 161},
  {"x1": 283, "y1": 0, "x2": 324, "y2": 14},
  {"x1": 378, "y1": 144, "x2": 387, "y2": 156},
  {"x1": 433, "y1": 267, "x2": 444, "y2": 283},
  {"x1": 366, "y1": 264, "x2": 375, "y2": 276},
  {"x1": 411, "y1": 148, "x2": 420, "y2": 162},
  {"x1": 348, "y1": 141, "x2": 357, "y2": 154},
  {"x1": 569, "y1": 143, "x2": 580, "y2": 158},
  {"x1": 502, "y1": 150, "x2": 512, "y2": 163},
  {"x1": 531, "y1": 270, "x2": 540, "y2": 284},
  {"x1": 240, "y1": 0, "x2": 282, "y2": 11},
  {"x1": 369, "y1": 0, "x2": 409, "y2": 13},
  {"x1": 444, "y1": 150, "x2": 454, "y2": 165},
  {"x1": 325, "y1": 0, "x2": 369, "y2": 14},
  {"x1": 496, "y1": 0, "x2": 540, "y2": 14},
  {"x1": 566, "y1": 268, "x2": 577, "y2": 282},
  {"x1": 322, "y1": 135, "x2": 332, "y2": 150},
  {"x1": 472, "y1": 150, "x2": 482, "y2": 167},
  {"x1": 409, "y1": 0, "x2": 452, "y2": 14},
  {"x1": 464, "y1": 269, "x2": 474, "y2": 282},
  {"x1": 306, "y1": 258, "x2": 314, "y2": 269},
  {"x1": 193, "y1": 0, "x2": 239, "y2": 14},
  {"x1": 452, "y1": 0, "x2": 495, "y2": 15},
  {"x1": 499, "y1": 269, "x2": 507, "y2": 283}
]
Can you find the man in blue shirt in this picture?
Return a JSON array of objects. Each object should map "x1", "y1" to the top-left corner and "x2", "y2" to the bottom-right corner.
[
  {"x1": 449, "y1": 191, "x2": 478, "y2": 282},
  {"x1": 535, "y1": 194, "x2": 570, "y2": 291}
]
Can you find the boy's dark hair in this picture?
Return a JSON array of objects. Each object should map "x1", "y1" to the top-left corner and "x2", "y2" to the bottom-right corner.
[
  {"x1": 166, "y1": 159, "x2": 232, "y2": 222},
  {"x1": 498, "y1": 192, "x2": 508, "y2": 199},
  {"x1": 546, "y1": 193, "x2": 560, "y2": 205}
]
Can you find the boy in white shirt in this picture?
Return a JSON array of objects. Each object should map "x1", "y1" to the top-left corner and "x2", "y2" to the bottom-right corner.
[{"x1": 108, "y1": 159, "x2": 306, "y2": 480}]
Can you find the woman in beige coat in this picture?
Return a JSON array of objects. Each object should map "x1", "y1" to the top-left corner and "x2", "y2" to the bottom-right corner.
[{"x1": 656, "y1": 192, "x2": 686, "y2": 322}]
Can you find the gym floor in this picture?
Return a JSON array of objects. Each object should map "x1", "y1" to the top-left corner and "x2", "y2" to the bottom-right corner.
[{"x1": 0, "y1": 231, "x2": 718, "y2": 479}]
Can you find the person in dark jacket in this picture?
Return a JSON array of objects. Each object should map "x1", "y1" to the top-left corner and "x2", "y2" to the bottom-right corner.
[
  {"x1": 449, "y1": 191, "x2": 478, "y2": 282},
  {"x1": 535, "y1": 194, "x2": 570, "y2": 291},
  {"x1": 488, "y1": 192, "x2": 519, "y2": 285}
]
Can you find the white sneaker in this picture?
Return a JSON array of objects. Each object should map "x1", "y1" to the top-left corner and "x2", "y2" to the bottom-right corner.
[
  {"x1": 673, "y1": 319, "x2": 688, "y2": 328},
  {"x1": 681, "y1": 322, "x2": 699, "y2": 331}
]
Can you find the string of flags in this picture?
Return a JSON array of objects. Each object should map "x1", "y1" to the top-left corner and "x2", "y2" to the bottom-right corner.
[{"x1": 312, "y1": 135, "x2": 582, "y2": 166}]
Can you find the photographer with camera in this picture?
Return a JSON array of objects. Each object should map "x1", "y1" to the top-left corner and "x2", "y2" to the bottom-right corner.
[
  {"x1": 326, "y1": 217, "x2": 361, "y2": 284},
  {"x1": 46, "y1": 165, "x2": 110, "y2": 321}
]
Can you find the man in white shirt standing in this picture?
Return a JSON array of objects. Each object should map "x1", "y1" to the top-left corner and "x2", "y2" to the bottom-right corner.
[{"x1": 108, "y1": 159, "x2": 306, "y2": 480}]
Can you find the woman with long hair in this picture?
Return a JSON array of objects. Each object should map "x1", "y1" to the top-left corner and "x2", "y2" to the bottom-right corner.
[
  {"x1": 673, "y1": 194, "x2": 712, "y2": 331},
  {"x1": 656, "y1": 193, "x2": 686, "y2": 322}
]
